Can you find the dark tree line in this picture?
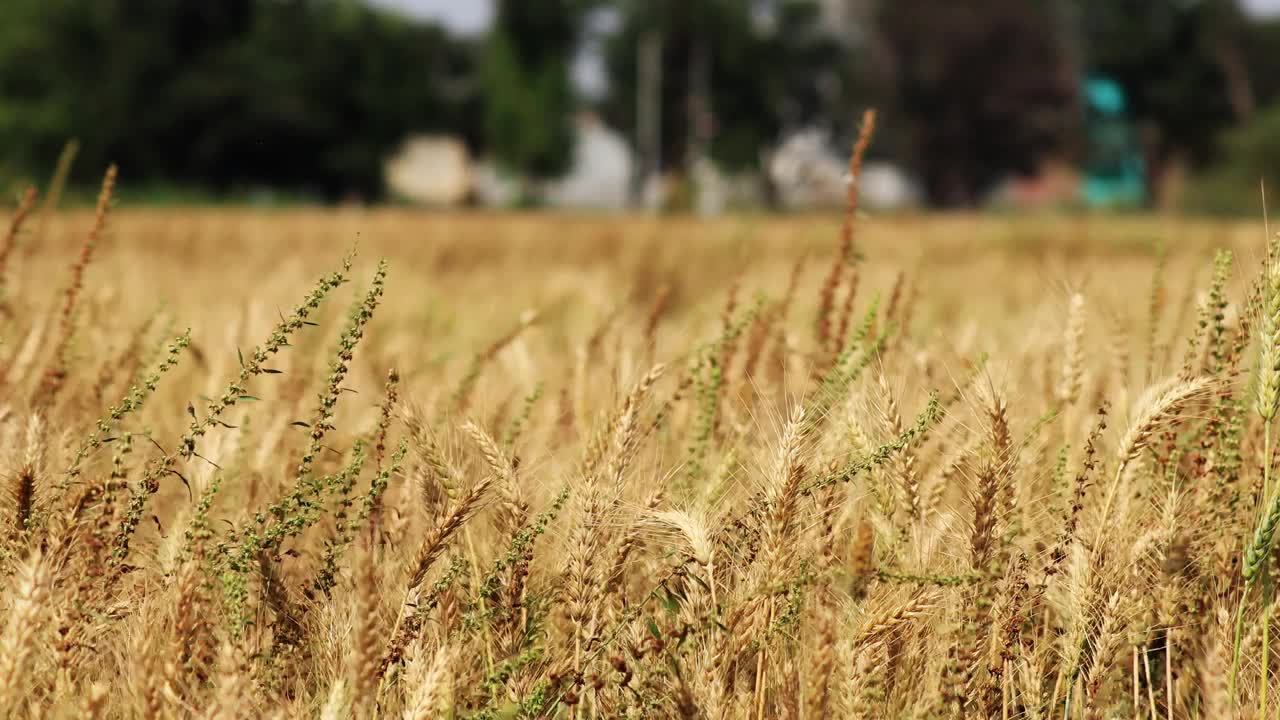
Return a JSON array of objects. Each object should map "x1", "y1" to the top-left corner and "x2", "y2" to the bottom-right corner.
[
  {"x1": 0, "y1": 0, "x2": 479, "y2": 198},
  {"x1": 2, "y1": 0, "x2": 1279, "y2": 205}
]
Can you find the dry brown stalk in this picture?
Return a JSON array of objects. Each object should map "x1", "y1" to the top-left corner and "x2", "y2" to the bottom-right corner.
[
  {"x1": 204, "y1": 641, "x2": 251, "y2": 720},
  {"x1": 1097, "y1": 376, "x2": 1216, "y2": 531},
  {"x1": 644, "y1": 282, "x2": 671, "y2": 360},
  {"x1": 853, "y1": 591, "x2": 935, "y2": 646},
  {"x1": 805, "y1": 601, "x2": 837, "y2": 719},
  {"x1": 2, "y1": 169, "x2": 1274, "y2": 717},
  {"x1": 36, "y1": 165, "x2": 117, "y2": 405},
  {"x1": 1058, "y1": 293, "x2": 1087, "y2": 405},
  {"x1": 816, "y1": 109, "x2": 876, "y2": 354},
  {"x1": 461, "y1": 419, "x2": 525, "y2": 536},
  {"x1": 402, "y1": 644, "x2": 453, "y2": 720},
  {"x1": 831, "y1": 263, "x2": 862, "y2": 356},
  {"x1": 80, "y1": 682, "x2": 109, "y2": 719},
  {"x1": 349, "y1": 545, "x2": 381, "y2": 715},
  {"x1": 0, "y1": 549, "x2": 51, "y2": 711},
  {"x1": 166, "y1": 558, "x2": 216, "y2": 702},
  {"x1": 0, "y1": 187, "x2": 38, "y2": 288},
  {"x1": 878, "y1": 374, "x2": 920, "y2": 529},
  {"x1": 406, "y1": 474, "x2": 492, "y2": 591},
  {"x1": 1082, "y1": 592, "x2": 1125, "y2": 720}
]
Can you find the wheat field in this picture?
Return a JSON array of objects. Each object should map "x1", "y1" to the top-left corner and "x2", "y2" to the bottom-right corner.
[{"x1": 2, "y1": 165, "x2": 1279, "y2": 718}]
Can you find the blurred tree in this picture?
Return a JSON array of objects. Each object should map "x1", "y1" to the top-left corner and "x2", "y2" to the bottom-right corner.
[
  {"x1": 1190, "y1": 103, "x2": 1280, "y2": 214},
  {"x1": 0, "y1": 0, "x2": 481, "y2": 199},
  {"x1": 1075, "y1": 0, "x2": 1250, "y2": 199},
  {"x1": 875, "y1": 0, "x2": 1076, "y2": 206},
  {"x1": 602, "y1": 0, "x2": 851, "y2": 177},
  {"x1": 1240, "y1": 18, "x2": 1280, "y2": 111},
  {"x1": 481, "y1": 0, "x2": 596, "y2": 179}
]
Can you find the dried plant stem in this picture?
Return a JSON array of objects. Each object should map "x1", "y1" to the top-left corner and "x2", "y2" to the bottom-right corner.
[
  {"x1": 754, "y1": 600, "x2": 774, "y2": 720},
  {"x1": 0, "y1": 550, "x2": 50, "y2": 709},
  {"x1": 1266, "y1": 417, "x2": 1274, "y2": 719},
  {"x1": 37, "y1": 165, "x2": 117, "y2": 405},
  {"x1": 0, "y1": 186, "x2": 37, "y2": 288},
  {"x1": 1096, "y1": 377, "x2": 1212, "y2": 535}
]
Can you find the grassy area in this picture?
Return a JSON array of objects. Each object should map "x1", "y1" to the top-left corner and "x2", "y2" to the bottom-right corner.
[{"x1": 0, "y1": 172, "x2": 1277, "y2": 717}]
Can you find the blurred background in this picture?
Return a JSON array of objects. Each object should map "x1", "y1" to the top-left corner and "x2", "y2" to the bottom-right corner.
[{"x1": 5, "y1": 0, "x2": 1280, "y2": 214}]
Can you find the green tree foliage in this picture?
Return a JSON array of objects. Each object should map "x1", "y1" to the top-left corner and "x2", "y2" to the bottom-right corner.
[
  {"x1": 1189, "y1": 17, "x2": 1280, "y2": 213},
  {"x1": 0, "y1": 0, "x2": 480, "y2": 199},
  {"x1": 876, "y1": 0, "x2": 1076, "y2": 206},
  {"x1": 481, "y1": 0, "x2": 594, "y2": 178},
  {"x1": 1076, "y1": 0, "x2": 1249, "y2": 184},
  {"x1": 1191, "y1": 105, "x2": 1280, "y2": 214},
  {"x1": 1239, "y1": 19, "x2": 1280, "y2": 111},
  {"x1": 603, "y1": 0, "x2": 849, "y2": 174}
]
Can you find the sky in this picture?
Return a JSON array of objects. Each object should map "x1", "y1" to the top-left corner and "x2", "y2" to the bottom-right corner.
[
  {"x1": 369, "y1": 0, "x2": 612, "y2": 97},
  {"x1": 368, "y1": 0, "x2": 494, "y2": 34},
  {"x1": 1244, "y1": 0, "x2": 1280, "y2": 15},
  {"x1": 372, "y1": 0, "x2": 1280, "y2": 27},
  {"x1": 367, "y1": 0, "x2": 1280, "y2": 99}
]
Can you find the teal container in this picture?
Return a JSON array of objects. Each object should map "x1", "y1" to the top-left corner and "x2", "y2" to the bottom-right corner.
[{"x1": 1081, "y1": 76, "x2": 1146, "y2": 208}]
